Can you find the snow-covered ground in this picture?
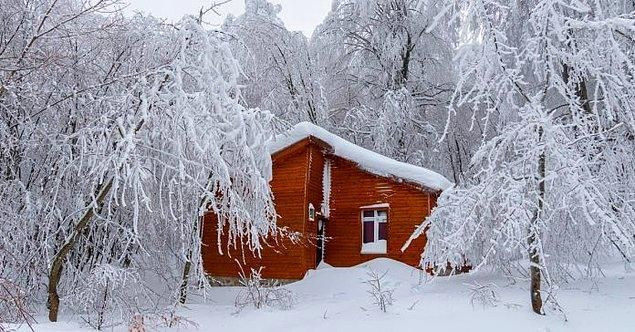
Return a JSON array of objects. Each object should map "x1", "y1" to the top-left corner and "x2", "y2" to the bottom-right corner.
[{"x1": 15, "y1": 258, "x2": 635, "y2": 331}]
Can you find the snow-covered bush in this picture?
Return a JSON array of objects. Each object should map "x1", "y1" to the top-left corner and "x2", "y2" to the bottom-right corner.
[
  {"x1": 466, "y1": 282, "x2": 499, "y2": 308},
  {"x1": 364, "y1": 269, "x2": 394, "y2": 313},
  {"x1": 68, "y1": 264, "x2": 142, "y2": 330},
  {"x1": 154, "y1": 307, "x2": 199, "y2": 330},
  {"x1": 234, "y1": 267, "x2": 295, "y2": 311},
  {"x1": 125, "y1": 307, "x2": 198, "y2": 331},
  {"x1": 0, "y1": 277, "x2": 34, "y2": 331},
  {"x1": 127, "y1": 314, "x2": 146, "y2": 332}
]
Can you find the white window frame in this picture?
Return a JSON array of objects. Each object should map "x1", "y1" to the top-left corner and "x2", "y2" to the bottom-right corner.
[{"x1": 361, "y1": 209, "x2": 388, "y2": 254}]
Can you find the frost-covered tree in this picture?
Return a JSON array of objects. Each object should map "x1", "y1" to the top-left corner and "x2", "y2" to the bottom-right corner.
[
  {"x1": 312, "y1": 0, "x2": 471, "y2": 177},
  {"x1": 0, "y1": 0, "x2": 277, "y2": 324},
  {"x1": 220, "y1": 0, "x2": 478, "y2": 183},
  {"x1": 410, "y1": 0, "x2": 635, "y2": 315},
  {"x1": 222, "y1": 0, "x2": 327, "y2": 124},
  {"x1": 318, "y1": 0, "x2": 455, "y2": 93}
]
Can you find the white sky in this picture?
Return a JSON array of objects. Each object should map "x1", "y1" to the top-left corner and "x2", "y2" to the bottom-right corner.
[{"x1": 123, "y1": 0, "x2": 333, "y2": 37}]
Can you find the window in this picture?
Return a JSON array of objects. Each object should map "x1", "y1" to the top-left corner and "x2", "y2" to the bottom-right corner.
[
  {"x1": 308, "y1": 203, "x2": 315, "y2": 221},
  {"x1": 361, "y1": 209, "x2": 387, "y2": 254}
]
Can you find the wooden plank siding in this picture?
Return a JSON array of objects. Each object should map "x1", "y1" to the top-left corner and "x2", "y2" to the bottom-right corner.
[
  {"x1": 303, "y1": 143, "x2": 326, "y2": 270},
  {"x1": 201, "y1": 137, "x2": 437, "y2": 281},
  {"x1": 324, "y1": 157, "x2": 430, "y2": 268},
  {"x1": 201, "y1": 140, "x2": 314, "y2": 280}
]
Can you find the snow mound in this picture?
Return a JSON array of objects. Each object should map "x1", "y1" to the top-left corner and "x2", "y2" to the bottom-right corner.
[
  {"x1": 269, "y1": 122, "x2": 452, "y2": 191},
  {"x1": 297, "y1": 258, "x2": 423, "y2": 296},
  {"x1": 353, "y1": 257, "x2": 420, "y2": 275},
  {"x1": 23, "y1": 260, "x2": 635, "y2": 331}
]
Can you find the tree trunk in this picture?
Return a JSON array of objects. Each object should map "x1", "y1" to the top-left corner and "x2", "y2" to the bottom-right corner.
[
  {"x1": 48, "y1": 179, "x2": 113, "y2": 322},
  {"x1": 179, "y1": 251, "x2": 193, "y2": 304},
  {"x1": 528, "y1": 228, "x2": 543, "y2": 314},
  {"x1": 178, "y1": 186, "x2": 211, "y2": 304},
  {"x1": 528, "y1": 126, "x2": 546, "y2": 315}
]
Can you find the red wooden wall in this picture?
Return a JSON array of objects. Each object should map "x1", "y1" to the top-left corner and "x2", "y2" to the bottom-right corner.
[
  {"x1": 302, "y1": 143, "x2": 327, "y2": 270},
  {"x1": 201, "y1": 139, "x2": 317, "y2": 280},
  {"x1": 324, "y1": 156, "x2": 431, "y2": 267},
  {"x1": 201, "y1": 138, "x2": 436, "y2": 281}
]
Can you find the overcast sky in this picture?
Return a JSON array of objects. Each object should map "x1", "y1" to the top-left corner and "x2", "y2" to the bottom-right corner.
[{"x1": 123, "y1": 0, "x2": 333, "y2": 37}]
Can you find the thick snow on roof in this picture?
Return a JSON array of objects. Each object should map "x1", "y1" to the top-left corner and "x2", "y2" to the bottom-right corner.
[{"x1": 269, "y1": 122, "x2": 452, "y2": 191}]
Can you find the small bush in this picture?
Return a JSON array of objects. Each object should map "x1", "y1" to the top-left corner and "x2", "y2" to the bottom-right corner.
[
  {"x1": 129, "y1": 307, "x2": 199, "y2": 331},
  {"x1": 69, "y1": 264, "x2": 142, "y2": 330},
  {"x1": 466, "y1": 281, "x2": 499, "y2": 308},
  {"x1": 234, "y1": 267, "x2": 295, "y2": 311},
  {"x1": 0, "y1": 278, "x2": 34, "y2": 332},
  {"x1": 364, "y1": 269, "x2": 394, "y2": 313},
  {"x1": 127, "y1": 314, "x2": 145, "y2": 332},
  {"x1": 155, "y1": 307, "x2": 199, "y2": 329}
]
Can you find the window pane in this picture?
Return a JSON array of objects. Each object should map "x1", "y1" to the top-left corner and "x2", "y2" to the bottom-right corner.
[
  {"x1": 377, "y1": 210, "x2": 387, "y2": 218},
  {"x1": 378, "y1": 223, "x2": 387, "y2": 240},
  {"x1": 363, "y1": 210, "x2": 374, "y2": 218},
  {"x1": 363, "y1": 221, "x2": 374, "y2": 243}
]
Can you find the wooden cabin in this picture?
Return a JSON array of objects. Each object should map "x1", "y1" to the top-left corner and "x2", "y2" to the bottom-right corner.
[{"x1": 201, "y1": 122, "x2": 451, "y2": 282}]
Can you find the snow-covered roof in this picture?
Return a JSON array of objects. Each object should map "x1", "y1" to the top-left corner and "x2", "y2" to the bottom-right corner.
[{"x1": 269, "y1": 122, "x2": 452, "y2": 191}]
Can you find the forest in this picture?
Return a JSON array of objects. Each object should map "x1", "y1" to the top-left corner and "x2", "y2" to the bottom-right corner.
[{"x1": 0, "y1": 0, "x2": 634, "y2": 330}]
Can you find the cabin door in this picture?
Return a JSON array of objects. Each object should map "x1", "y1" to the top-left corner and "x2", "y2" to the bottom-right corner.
[{"x1": 316, "y1": 218, "x2": 325, "y2": 266}]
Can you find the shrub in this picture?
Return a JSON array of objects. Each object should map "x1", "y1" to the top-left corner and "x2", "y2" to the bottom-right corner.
[
  {"x1": 234, "y1": 267, "x2": 295, "y2": 311},
  {"x1": 0, "y1": 278, "x2": 34, "y2": 332},
  {"x1": 364, "y1": 269, "x2": 394, "y2": 313}
]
